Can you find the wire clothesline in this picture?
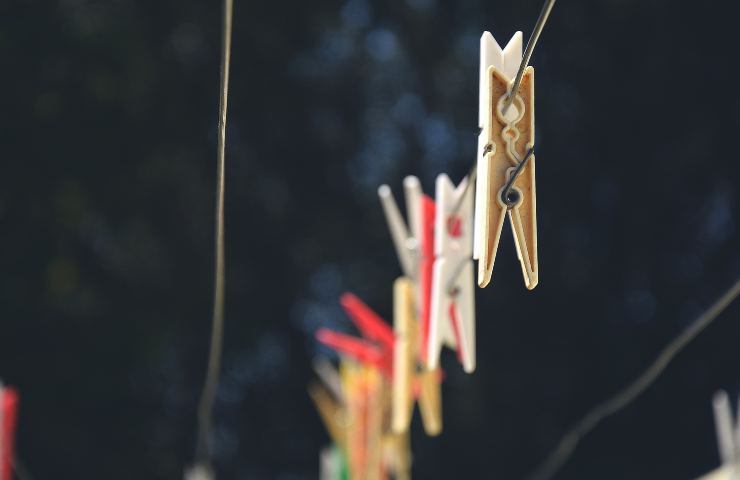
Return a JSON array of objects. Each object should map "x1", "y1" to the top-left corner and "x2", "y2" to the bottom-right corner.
[{"x1": 528, "y1": 277, "x2": 740, "y2": 480}]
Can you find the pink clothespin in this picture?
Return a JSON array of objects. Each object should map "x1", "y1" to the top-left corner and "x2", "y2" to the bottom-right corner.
[
  {"x1": 0, "y1": 385, "x2": 18, "y2": 480},
  {"x1": 316, "y1": 294, "x2": 394, "y2": 378},
  {"x1": 426, "y1": 174, "x2": 476, "y2": 373}
]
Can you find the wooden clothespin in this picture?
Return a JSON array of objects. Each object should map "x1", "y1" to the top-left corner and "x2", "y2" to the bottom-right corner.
[
  {"x1": 474, "y1": 30, "x2": 538, "y2": 289},
  {"x1": 698, "y1": 390, "x2": 740, "y2": 480},
  {"x1": 426, "y1": 174, "x2": 476, "y2": 373},
  {"x1": 0, "y1": 384, "x2": 18, "y2": 480},
  {"x1": 309, "y1": 379, "x2": 347, "y2": 449},
  {"x1": 342, "y1": 362, "x2": 385, "y2": 480},
  {"x1": 391, "y1": 277, "x2": 442, "y2": 437}
]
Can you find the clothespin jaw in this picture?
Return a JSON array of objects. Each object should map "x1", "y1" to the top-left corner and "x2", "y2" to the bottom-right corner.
[
  {"x1": 391, "y1": 277, "x2": 416, "y2": 434},
  {"x1": 316, "y1": 328, "x2": 392, "y2": 378},
  {"x1": 1, "y1": 386, "x2": 18, "y2": 480},
  {"x1": 316, "y1": 294, "x2": 395, "y2": 378},
  {"x1": 392, "y1": 276, "x2": 443, "y2": 436},
  {"x1": 474, "y1": 30, "x2": 539, "y2": 290},
  {"x1": 378, "y1": 176, "x2": 423, "y2": 280},
  {"x1": 319, "y1": 445, "x2": 348, "y2": 480},
  {"x1": 342, "y1": 362, "x2": 385, "y2": 480},
  {"x1": 340, "y1": 293, "x2": 395, "y2": 351},
  {"x1": 712, "y1": 390, "x2": 740, "y2": 471},
  {"x1": 418, "y1": 195, "x2": 436, "y2": 363},
  {"x1": 416, "y1": 368, "x2": 442, "y2": 436},
  {"x1": 309, "y1": 382, "x2": 347, "y2": 449},
  {"x1": 184, "y1": 464, "x2": 215, "y2": 480},
  {"x1": 426, "y1": 174, "x2": 476, "y2": 373}
]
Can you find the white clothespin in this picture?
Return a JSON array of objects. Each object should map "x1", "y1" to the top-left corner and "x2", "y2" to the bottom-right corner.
[
  {"x1": 378, "y1": 177, "x2": 423, "y2": 279},
  {"x1": 319, "y1": 446, "x2": 344, "y2": 480},
  {"x1": 701, "y1": 390, "x2": 740, "y2": 480},
  {"x1": 426, "y1": 174, "x2": 476, "y2": 373},
  {"x1": 474, "y1": 30, "x2": 538, "y2": 290},
  {"x1": 184, "y1": 464, "x2": 214, "y2": 480}
]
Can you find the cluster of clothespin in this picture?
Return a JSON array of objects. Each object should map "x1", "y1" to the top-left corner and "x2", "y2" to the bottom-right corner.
[
  {"x1": 0, "y1": 383, "x2": 19, "y2": 480},
  {"x1": 309, "y1": 27, "x2": 542, "y2": 479}
]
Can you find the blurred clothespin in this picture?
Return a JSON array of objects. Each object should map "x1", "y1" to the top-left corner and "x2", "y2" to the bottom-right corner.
[
  {"x1": 0, "y1": 383, "x2": 18, "y2": 480},
  {"x1": 342, "y1": 362, "x2": 385, "y2": 480},
  {"x1": 378, "y1": 177, "x2": 423, "y2": 280},
  {"x1": 391, "y1": 277, "x2": 442, "y2": 436},
  {"x1": 474, "y1": 30, "x2": 538, "y2": 289},
  {"x1": 378, "y1": 178, "x2": 437, "y2": 360},
  {"x1": 698, "y1": 391, "x2": 740, "y2": 480},
  {"x1": 316, "y1": 293, "x2": 395, "y2": 378},
  {"x1": 309, "y1": 380, "x2": 347, "y2": 449},
  {"x1": 426, "y1": 174, "x2": 476, "y2": 373},
  {"x1": 319, "y1": 445, "x2": 348, "y2": 480},
  {"x1": 184, "y1": 464, "x2": 214, "y2": 480}
]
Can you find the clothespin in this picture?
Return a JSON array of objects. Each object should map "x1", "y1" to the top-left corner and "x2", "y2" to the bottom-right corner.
[
  {"x1": 183, "y1": 464, "x2": 215, "y2": 480},
  {"x1": 426, "y1": 174, "x2": 476, "y2": 373},
  {"x1": 319, "y1": 445, "x2": 348, "y2": 480},
  {"x1": 391, "y1": 276, "x2": 442, "y2": 436},
  {"x1": 316, "y1": 293, "x2": 394, "y2": 379},
  {"x1": 378, "y1": 176, "x2": 423, "y2": 280},
  {"x1": 378, "y1": 178, "x2": 438, "y2": 361},
  {"x1": 382, "y1": 430, "x2": 411, "y2": 480},
  {"x1": 342, "y1": 362, "x2": 384, "y2": 480},
  {"x1": 309, "y1": 381, "x2": 347, "y2": 449},
  {"x1": 0, "y1": 384, "x2": 18, "y2": 480},
  {"x1": 474, "y1": 30, "x2": 538, "y2": 289},
  {"x1": 698, "y1": 390, "x2": 740, "y2": 480}
]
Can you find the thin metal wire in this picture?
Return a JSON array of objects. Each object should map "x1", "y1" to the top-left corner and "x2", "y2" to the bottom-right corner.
[
  {"x1": 195, "y1": 0, "x2": 233, "y2": 469},
  {"x1": 527, "y1": 277, "x2": 740, "y2": 480},
  {"x1": 501, "y1": 0, "x2": 557, "y2": 116},
  {"x1": 501, "y1": 146, "x2": 535, "y2": 208}
]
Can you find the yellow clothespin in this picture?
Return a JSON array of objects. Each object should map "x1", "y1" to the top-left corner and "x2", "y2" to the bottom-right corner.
[
  {"x1": 309, "y1": 381, "x2": 346, "y2": 449},
  {"x1": 474, "y1": 30, "x2": 538, "y2": 290},
  {"x1": 382, "y1": 430, "x2": 411, "y2": 480},
  {"x1": 391, "y1": 276, "x2": 442, "y2": 437},
  {"x1": 342, "y1": 361, "x2": 387, "y2": 480}
]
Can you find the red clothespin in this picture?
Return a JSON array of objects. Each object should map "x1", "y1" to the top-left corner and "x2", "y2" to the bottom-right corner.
[
  {"x1": 316, "y1": 294, "x2": 394, "y2": 378},
  {"x1": 340, "y1": 293, "x2": 394, "y2": 351},
  {"x1": 1, "y1": 386, "x2": 19, "y2": 480},
  {"x1": 418, "y1": 195, "x2": 436, "y2": 363}
]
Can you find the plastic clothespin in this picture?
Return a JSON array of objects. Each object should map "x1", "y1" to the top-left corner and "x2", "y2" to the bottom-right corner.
[
  {"x1": 391, "y1": 276, "x2": 442, "y2": 436},
  {"x1": 426, "y1": 174, "x2": 476, "y2": 373},
  {"x1": 378, "y1": 177, "x2": 423, "y2": 280},
  {"x1": 378, "y1": 178, "x2": 438, "y2": 360},
  {"x1": 474, "y1": 30, "x2": 538, "y2": 290},
  {"x1": 418, "y1": 195, "x2": 436, "y2": 363},
  {"x1": 183, "y1": 464, "x2": 215, "y2": 480},
  {"x1": 319, "y1": 445, "x2": 348, "y2": 480},
  {"x1": 316, "y1": 293, "x2": 394, "y2": 378},
  {"x1": 0, "y1": 385, "x2": 18, "y2": 480},
  {"x1": 701, "y1": 390, "x2": 740, "y2": 480}
]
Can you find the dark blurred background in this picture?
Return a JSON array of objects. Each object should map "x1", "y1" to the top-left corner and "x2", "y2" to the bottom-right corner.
[{"x1": 1, "y1": 0, "x2": 739, "y2": 478}]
